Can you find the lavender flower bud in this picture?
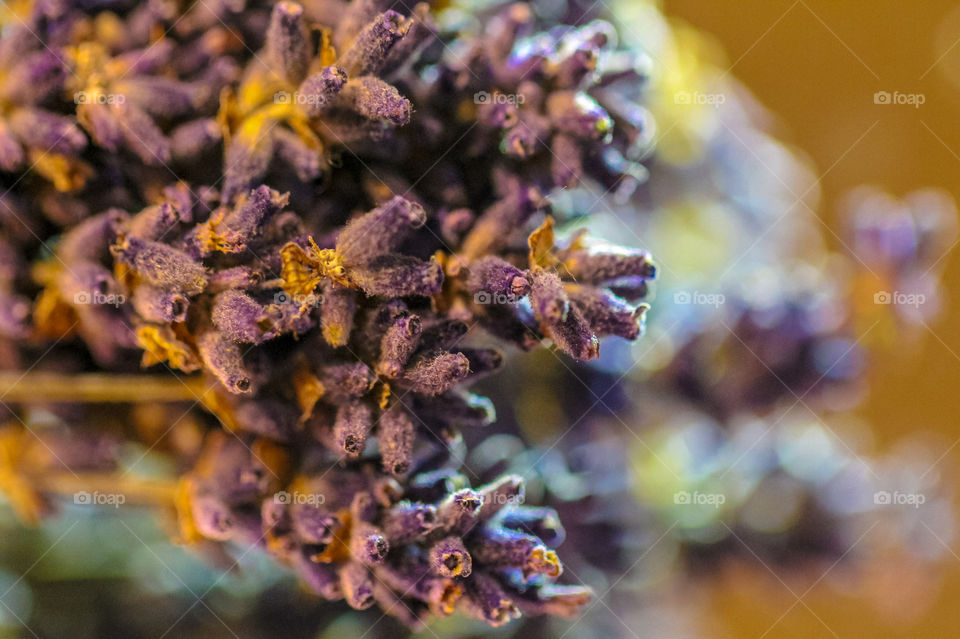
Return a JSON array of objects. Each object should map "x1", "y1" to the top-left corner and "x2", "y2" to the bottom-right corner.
[
  {"x1": 382, "y1": 501, "x2": 436, "y2": 544},
  {"x1": 340, "y1": 561, "x2": 376, "y2": 609},
  {"x1": 341, "y1": 11, "x2": 411, "y2": 77},
  {"x1": 377, "y1": 315, "x2": 422, "y2": 378},
  {"x1": 132, "y1": 284, "x2": 189, "y2": 323},
  {"x1": 429, "y1": 536, "x2": 472, "y2": 578},
  {"x1": 333, "y1": 401, "x2": 373, "y2": 457},
  {"x1": 465, "y1": 256, "x2": 529, "y2": 297},
  {"x1": 337, "y1": 76, "x2": 412, "y2": 126},
  {"x1": 350, "y1": 521, "x2": 389, "y2": 565},
  {"x1": 196, "y1": 330, "x2": 253, "y2": 394},
  {"x1": 212, "y1": 289, "x2": 273, "y2": 344},
  {"x1": 265, "y1": 1, "x2": 311, "y2": 84},
  {"x1": 336, "y1": 196, "x2": 426, "y2": 264},
  {"x1": 320, "y1": 281, "x2": 357, "y2": 347},
  {"x1": 379, "y1": 404, "x2": 416, "y2": 475},
  {"x1": 402, "y1": 352, "x2": 470, "y2": 395},
  {"x1": 349, "y1": 254, "x2": 444, "y2": 297},
  {"x1": 112, "y1": 236, "x2": 208, "y2": 295},
  {"x1": 297, "y1": 66, "x2": 348, "y2": 118}
]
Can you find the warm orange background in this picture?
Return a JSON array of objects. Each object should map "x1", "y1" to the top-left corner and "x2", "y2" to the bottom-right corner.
[{"x1": 662, "y1": 0, "x2": 960, "y2": 636}]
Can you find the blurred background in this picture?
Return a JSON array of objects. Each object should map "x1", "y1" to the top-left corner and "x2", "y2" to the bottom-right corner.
[{"x1": 663, "y1": 0, "x2": 960, "y2": 636}]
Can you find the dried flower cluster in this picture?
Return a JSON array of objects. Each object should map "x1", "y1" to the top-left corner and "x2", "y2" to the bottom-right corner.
[{"x1": 0, "y1": 0, "x2": 657, "y2": 629}]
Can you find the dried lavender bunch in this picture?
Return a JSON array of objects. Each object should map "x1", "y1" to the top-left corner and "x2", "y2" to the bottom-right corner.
[
  {"x1": 180, "y1": 431, "x2": 588, "y2": 629},
  {"x1": 0, "y1": 0, "x2": 658, "y2": 630}
]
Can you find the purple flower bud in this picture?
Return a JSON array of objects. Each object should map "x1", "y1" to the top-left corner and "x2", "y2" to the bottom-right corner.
[
  {"x1": 273, "y1": 127, "x2": 323, "y2": 181},
  {"x1": 465, "y1": 256, "x2": 529, "y2": 297},
  {"x1": 471, "y1": 527, "x2": 562, "y2": 579},
  {"x1": 550, "y1": 132, "x2": 583, "y2": 188},
  {"x1": 7, "y1": 108, "x2": 86, "y2": 155},
  {"x1": 337, "y1": 196, "x2": 426, "y2": 264},
  {"x1": 126, "y1": 203, "x2": 178, "y2": 241},
  {"x1": 171, "y1": 119, "x2": 222, "y2": 163},
  {"x1": 132, "y1": 284, "x2": 189, "y2": 323},
  {"x1": 500, "y1": 507, "x2": 565, "y2": 547},
  {"x1": 207, "y1": 266, "x2": 262, "y2": 293},
  {"x1": 477, "y1": 303, "x2": 541, "y2": 351},
  {"x1": 196, "y1": 330, "x2": 253, "y2": 394},
  {"x1": 222, "y1": 132, "x2": 275, "y2": 203},
  {"x1": 212, "y1": 289, "x2": 273, "y2": 344},
  {"x1": 340, "y1": 560, "x2": 376, "y2": 609},
  {"x1": 114, "y1": 102, "x2": 173, "y2": 165},
  {"x1": 476, "y1": 475, "x2": 523, "y2": 522},
  {"x1": 402, "y1": 351, "x2": 469, "y2": 395},
  {"x1": 341, "y1": 11, "x2": 410, "y2": 77},
  {"x1": 382, "y1": 501, "x2": 436, "y2": 543},
  {"x1": 296, "y1": 65, "x2": 348, "y2": 119},
  {"x1": 320, "y1": 281, "x2": 357, "y2": 347},
  {"x1": 563, "y1": 248, "x2": 656, "y2": 284},
  {"x1": 429, "y1": 536, "x2": 472, "y2": 578},
  {"x1": 0, "y1": 122, "x2": 24, "y2": 170},
  {"x1": 337, "y1": 76, "x2": 412, "y2": 126},
  {"x1": 318, "y1": 361, "x2": 376, "y2": 403},
  {"x1": 349, "y1": 254, "x2": 444, "y2": 297},
  {"x1": 569, "y1": 287, "x2": 646, "y2": 340},
  {"x1": 436, "y1": 488, "x2": 482, "y2": 535},
  {"x1": 546, "y1": 91, "x2": 613, "y2": 140},
  {"x1": 463, "y1": 571, "x2": 520, "y2": 626},
  {"x1": 377, "y1": 314, "x2": 422, "y2": 378},
  {"x1": 333, "y1": 401, "x2": 373, "y2": 456},
  {"x1": 195, "y1": 185, "x2": 289, "y2": 254},
  {"x1": 112, "y1": 236, "x2": 208, "y2": 295},
  {"x1": 232, "y1": 397, "x2": 299, "y2": 441},
  {"x1": 191, "y1": 494, "x2": 235, "y2": 541},
  {"x1": 350, "y1": 521, "x2": 389, "y2": 565},
  {"x1": 113, "y1": 76, "x2": 202, "y2": 119},
  {"x1": 529, "y1": 270, "x2": 569, "y2": 323},
  {"x1": 293, "y1": 551, "x2": 342, "y2": 600},
  {"x1": 292, "y1": 506, "x2": 339, "y2": 545},
  {"x1": 3, "y1": 50, "x2": 64, "y2": 103},
  {"x1": 549, "y1": 303, "x2": 600, "y2": 360},
  {"x1": 379, "y1": 404, "x2": 416, "y2": 475},
  {"x1": 265, "y1": 1, "x2": 311, "y2": 84}
]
